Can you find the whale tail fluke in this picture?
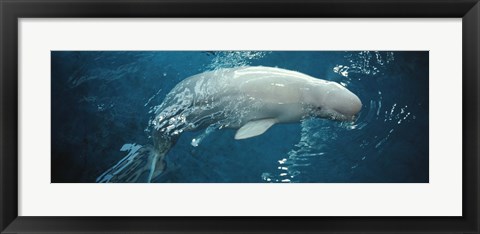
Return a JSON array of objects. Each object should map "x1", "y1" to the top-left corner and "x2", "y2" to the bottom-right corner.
[{"x1": 96, "y1": 144, "x2": 168, "y2": 183}]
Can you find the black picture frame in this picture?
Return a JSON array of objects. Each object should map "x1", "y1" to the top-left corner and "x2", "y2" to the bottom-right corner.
[{"x1": 1, "y1": 0, "x2": 479, "y2": 233}]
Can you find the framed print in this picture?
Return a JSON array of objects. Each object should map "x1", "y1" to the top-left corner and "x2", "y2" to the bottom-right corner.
[{"x1": 1, "y1": 0, "x2": 479, "y2": 233}]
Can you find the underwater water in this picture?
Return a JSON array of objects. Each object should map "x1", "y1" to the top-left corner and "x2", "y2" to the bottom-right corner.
[{"x1": 51, "y1": 51, "x2": 428, "y2": 183}]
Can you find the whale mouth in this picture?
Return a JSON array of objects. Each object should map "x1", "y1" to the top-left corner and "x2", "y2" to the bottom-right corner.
[
  {"x1": 334, "y1": 109, "x2": 361, "y2": 122},
  {"x1": 309, "y1": 106, "x2": 352, "y2": 122},
  {"x1": 331, "y1": 113, "x2": 356, "y2": 122}
]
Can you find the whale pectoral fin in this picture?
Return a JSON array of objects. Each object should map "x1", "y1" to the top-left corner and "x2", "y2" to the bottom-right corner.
[{"x1": 235, "y1": 118, "x2": 277, "y2": 140}]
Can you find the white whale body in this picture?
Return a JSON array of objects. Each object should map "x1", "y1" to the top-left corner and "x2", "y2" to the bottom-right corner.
[
  {"x1": 97, "y1": 66, "x2": 362, "y2": 183},
  {"x1": 153, "y1": 66, "x2": 362, "y2": 139}
]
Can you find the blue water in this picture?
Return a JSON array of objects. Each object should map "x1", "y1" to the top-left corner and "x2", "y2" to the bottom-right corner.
[{"x1": 51, "y1": 51, "x2": 428, "y2": 183}]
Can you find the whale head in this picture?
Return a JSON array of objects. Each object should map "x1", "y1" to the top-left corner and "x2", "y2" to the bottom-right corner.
[{"x1": 303, "y1": 80, "x2": 362, "y2": 121}]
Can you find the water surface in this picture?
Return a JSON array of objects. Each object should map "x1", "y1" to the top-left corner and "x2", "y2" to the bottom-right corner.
[{"x1": 51, "y1": 51, "x2": 429, "y2": 183}]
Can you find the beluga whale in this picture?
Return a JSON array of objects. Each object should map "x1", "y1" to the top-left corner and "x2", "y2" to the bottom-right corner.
[{"x1": 96, "y1": 66, "x2": 362, "y2": 183}]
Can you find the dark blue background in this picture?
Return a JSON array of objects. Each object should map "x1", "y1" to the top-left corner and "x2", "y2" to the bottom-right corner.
[{"x1": 51, "y1": 51, "x2": 429, "y2": 183}]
